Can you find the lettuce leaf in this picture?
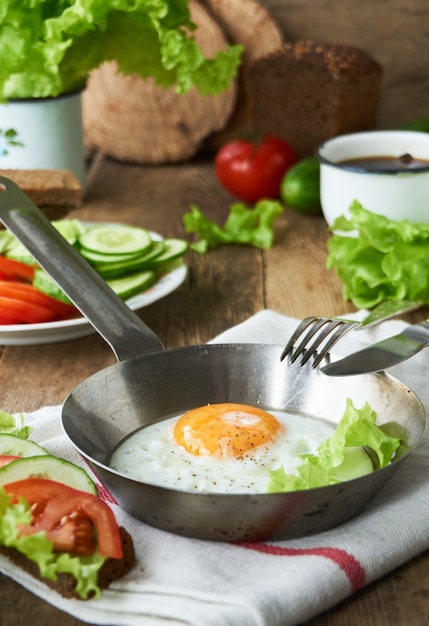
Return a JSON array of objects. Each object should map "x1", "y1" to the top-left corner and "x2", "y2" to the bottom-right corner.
[
  {"x1": 0, "y1": 410, "x2": 32, "y2": 439},
  {"x1": 0, "y1": 0, "x2": 243, "y2": 99},
  {"x1": 267, "y1": 398, "x2": 405, "y2": 493},
  {"x1": 326, "y1": 201, "x2": 429, "y2": 309},
  {"x1": 0, "y1": 488, "x2": 105, "y2": 599},
  {"x1": 183, "y1": 200, "x2": 284, "y2": 253}
]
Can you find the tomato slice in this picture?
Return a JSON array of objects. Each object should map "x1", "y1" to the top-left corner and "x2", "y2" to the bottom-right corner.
[
  {"x1": 0, "y1": 257, "x2": 35, "y2": 282},
  {"x1": 4, "y1": 478, "x2": 123, "y2": 559},
  {"x1": 0, "y1": 296, "x2": 56, "y2": 324},
  {"x1": 0, "y1": 455, "x2": 20, "y2": 468},
  {"x1": 0, "y1": 280, "x2": 76, "y2": 320},
  {"x1": 0, "y1": 310, "x2": 21, "y2": 325}
]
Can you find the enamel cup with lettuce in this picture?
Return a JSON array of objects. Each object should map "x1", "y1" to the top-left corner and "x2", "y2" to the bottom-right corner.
[{"x1": 0, "y1": 0, "x2": 242, "y2": 191}]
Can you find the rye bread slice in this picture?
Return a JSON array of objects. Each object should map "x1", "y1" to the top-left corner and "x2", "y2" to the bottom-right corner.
[
  {"x1": 0, "y1": 526, "x2": 136, "y2": 599},
  {"x1": 246, "y1": 41, "x2": 382, "y2": 159}
]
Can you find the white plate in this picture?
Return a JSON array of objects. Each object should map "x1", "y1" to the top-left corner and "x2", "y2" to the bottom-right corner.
[{"x1": 0, "y1": 231, "x2": 187, "y2": 345}]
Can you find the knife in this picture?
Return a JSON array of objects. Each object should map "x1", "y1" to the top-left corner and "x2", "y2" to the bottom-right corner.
[
  {"x1": 321, "y1": 319, "x2": 429, "y2": 376},
  {"x1": 359, "y1": 299, "x2": 423, "y2": 327}
]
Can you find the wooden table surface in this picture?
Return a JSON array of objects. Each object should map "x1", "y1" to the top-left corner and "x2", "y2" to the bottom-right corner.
[{"x1": 1, "y1": 155, "x2": 428, "y2": 625}]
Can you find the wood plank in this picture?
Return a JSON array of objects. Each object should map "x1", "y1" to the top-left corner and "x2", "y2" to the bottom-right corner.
[{"x1": 264, "y1": 208, "x2": 355, "y2": 318}]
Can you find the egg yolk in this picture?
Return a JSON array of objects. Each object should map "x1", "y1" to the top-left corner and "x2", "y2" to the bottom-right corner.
[{"x1": 173, "y1": 403, "x2": 283, "y2": 458}]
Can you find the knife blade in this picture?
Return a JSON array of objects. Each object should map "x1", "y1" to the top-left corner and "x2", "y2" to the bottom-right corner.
[
  {"x1": 359, "y1": 299, "x2": 423, "y2": 327},
  {"x1": 321, "y1": 319, "x2": 429, "y2": 376}
]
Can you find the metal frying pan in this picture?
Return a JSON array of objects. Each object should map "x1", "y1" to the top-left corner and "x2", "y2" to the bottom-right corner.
[{"x1": 0, "y1": 176, "x2": 425, "y2": 541}]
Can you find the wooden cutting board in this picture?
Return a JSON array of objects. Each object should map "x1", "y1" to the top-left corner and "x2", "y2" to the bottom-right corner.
[
  {"x1": 82, "y1": 0, "x2": 283, "y2": 164},
  {"x1": 82, "y1": 0, "x2": 234, "y2": 164},
  {"x1": 202, "y1": 0, "x2": 284, "y2": 149}
]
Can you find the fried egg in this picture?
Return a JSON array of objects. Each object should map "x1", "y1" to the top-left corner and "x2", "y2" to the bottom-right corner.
[{"x1": 109, "y1": 403, "x2": 337, "y2": 494}]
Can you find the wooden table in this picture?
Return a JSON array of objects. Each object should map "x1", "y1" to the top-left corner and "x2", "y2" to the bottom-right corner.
[{"x1": 1, "y1": 156, "x2": 428, "y2": 625}]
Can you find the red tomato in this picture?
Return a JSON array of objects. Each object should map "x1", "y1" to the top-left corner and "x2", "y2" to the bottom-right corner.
[
  {"x1": 0, "y1": 257, "x2": 35, "y2": 282},
  {"x1": 0, "y1": 295, "x2": 56, "y2": 324},
  {"x1": 0, "y1": 455, "x2": 20, "y2": 468},
  {"x1": 4, "y1": 478, "x2": 123, "y2": 559},
  {"x1": 0, "y1": 311, "x2": 21, "y2": 324},
  {"x1": 0, "y1": 280, "x2": 76, "y2": 320},
  {"x1": 214, "y1": 135, "x2": 297, "y2": 204}
]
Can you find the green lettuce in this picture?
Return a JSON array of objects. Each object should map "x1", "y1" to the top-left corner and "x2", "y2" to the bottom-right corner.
[
  {"x1": 326, "y1": 201, "x2": 429, "y2": 309},
  {"x1": 267, "y1": 398, "x2": 406, "y2": 493},
  {"x1": 0, "y1": 410, "x2": 32, "y2": 439},
  {"x1": 0, "y1": 488, "x2": 105, "y2": 599},
  {"x1": 0, "y1": 0, "x2": 243, "y2": 100},
  {"x1": 183, "y1": 200, "x2": 284, "y2": 253}
]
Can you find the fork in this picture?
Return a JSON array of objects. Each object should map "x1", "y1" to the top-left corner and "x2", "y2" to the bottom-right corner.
[{"x1": 281, "y1": 317, "x2": 360, "y2": 368}]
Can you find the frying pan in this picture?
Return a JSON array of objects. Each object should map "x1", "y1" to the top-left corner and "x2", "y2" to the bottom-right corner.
[{"x1": 0, "y1": 176, "x2": 425, "y2": 542}]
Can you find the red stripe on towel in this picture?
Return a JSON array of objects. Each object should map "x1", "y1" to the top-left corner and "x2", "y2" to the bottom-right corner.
[
  {"x1": 235, "y1": 543, "x2": 365, "y2": 592},
  {"x1": 82, "y1": 459, "x2": 119, "y2": 505},
  {"x1": 94, "y1": 480, "x2": 118, "y2": 505}
]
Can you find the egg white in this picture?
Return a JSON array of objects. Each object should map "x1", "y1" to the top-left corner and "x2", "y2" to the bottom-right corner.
[{"x1": 108, "y1": 409, "x2": 337, "y2": 494}]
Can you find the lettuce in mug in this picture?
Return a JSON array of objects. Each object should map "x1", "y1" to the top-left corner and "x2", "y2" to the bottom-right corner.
[{"x1": 0, "y1": 0, "x2": 242, "y2": 100}]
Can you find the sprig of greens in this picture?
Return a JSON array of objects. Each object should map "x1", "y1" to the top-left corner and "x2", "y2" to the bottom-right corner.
[
  {"x1": 326, "y1": 201, "x2": 429, "y2": 309},
  {"x1": 183, "y1": 200, "x2": 284, "y2": 253},
  {"x1": 267, "y1": 398, "x2": 406, "y2": 493},
  {"x1": 0, "y1": 0, "x2": 242, "y2": 100},
  {"x1": 0, "y1": 410, "x2": 31, "y2": 439}
]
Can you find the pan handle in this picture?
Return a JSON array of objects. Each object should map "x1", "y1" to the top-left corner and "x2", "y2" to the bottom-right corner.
[{"x1": 0, "y1": 176, "x2": 164, "y2": 360}]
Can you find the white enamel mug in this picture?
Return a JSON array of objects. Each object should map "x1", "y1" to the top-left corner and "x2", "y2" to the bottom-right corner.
[
  {"x1": 318, "y1": 131, "x2": 429, "y2": 226},
  {"x1": 0, "y1": 90, "x2": 86, "y2": 192}
]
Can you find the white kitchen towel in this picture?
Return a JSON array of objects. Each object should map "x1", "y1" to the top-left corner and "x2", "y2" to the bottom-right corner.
[{"x1": 1, "y1": 309, "x2": 428, "y2": 626}]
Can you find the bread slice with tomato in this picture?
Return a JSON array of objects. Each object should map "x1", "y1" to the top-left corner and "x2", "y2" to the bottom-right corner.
[{"x1": 0, "y1": 437, "x2": 135, "y2": 600}]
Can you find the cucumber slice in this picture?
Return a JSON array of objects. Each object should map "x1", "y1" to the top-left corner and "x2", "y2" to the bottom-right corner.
[
  {"x1": 107, "y1": 270, "x2": 155, "y2": 299},
  {"x1": 79, "y1": 246, "x2": 147, "y2": 264},
  {"x1": 0, "y1": 231, "x2": 15, "y2": 254},
  {"x1": 5, "y1": 219, "x2": 85, "y2": 262},
  {"x1": 52, "y1": 219, "x2": 87, "y2": 245},
  {"x1": 0, "y1": 455, "x2": 98, "y2": 494},
  {"x1": 5, "y1": 246, "x2": 35, "y2": 265},
  {"x1": 33, "y1": 269, "x2": 72, "y2": 304},
  {"x1": 144, "y1": 238, "x2": 188, "y2": 267},
  {"x1": 79, "y1": 224, "x2": 152, "y2": 256},
  {"x1": 95, "y1": 241, "x2": 166, "y2": 278},
  {"x1": 0, "y1": 434, "x2": 49, "y2": 457}
]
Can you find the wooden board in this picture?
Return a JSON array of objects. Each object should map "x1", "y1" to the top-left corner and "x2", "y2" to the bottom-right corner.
[
  {"x1": 202, "y1": 0, "x2": 284, "y2": 149},
  {"x1": 82, "y1": 0, "x2": 284, "y2": 163},
  {"x1": 82, "y1": 1, "x2": 236, "y2": 164}
]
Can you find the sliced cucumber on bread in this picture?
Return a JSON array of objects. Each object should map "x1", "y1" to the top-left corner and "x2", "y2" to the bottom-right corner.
[
  {"x1": 0, "y1": 455, "x2": 98, "y2": 495},
  {"x1": 0, "y1": 434, "x2": 49, "y2": 457}
]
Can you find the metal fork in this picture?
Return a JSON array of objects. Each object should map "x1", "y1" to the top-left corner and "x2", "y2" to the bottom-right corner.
[{"x1": 281, "y1": 317, "x2": 360, "y2": 368}]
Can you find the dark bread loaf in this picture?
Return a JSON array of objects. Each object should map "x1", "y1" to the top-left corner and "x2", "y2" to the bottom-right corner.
[
  {"x1": 0, "y1": 169, "x2": 83, "y2": 221},
  {"x1": 246, "y1": 41, "x2": 383, "y2": 158},
  {"x1": 0, "y1": 526, "x2": 135, "y2": 599}
]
